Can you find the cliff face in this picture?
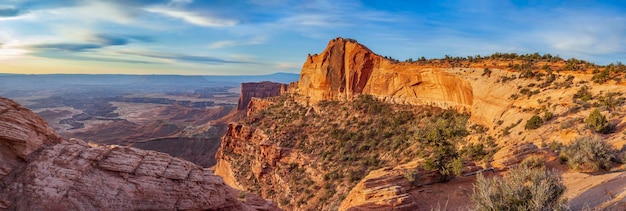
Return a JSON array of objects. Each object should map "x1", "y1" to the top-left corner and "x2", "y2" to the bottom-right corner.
[
  {"x1": 238, "y1": 82, "x2": 287, "y2": 110},
  {"x1": 0, "y1": 97, "x2": 278, "y2": 210},
  {"x1": 298, "y1": 37, "x2": 473, "y2": 110}
]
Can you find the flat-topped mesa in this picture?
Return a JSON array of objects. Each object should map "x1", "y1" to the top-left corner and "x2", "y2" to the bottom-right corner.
[
  {"x1": 237, "y1": 81, "x2": 287, "y2": 110},
  {"x1": 297, "y1": 37, "x2": 473, "y2": 111}
]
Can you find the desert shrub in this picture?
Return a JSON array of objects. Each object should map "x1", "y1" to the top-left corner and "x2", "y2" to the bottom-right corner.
[
  {"x1": 472, "y1": 165, "x2": 567, "y2": 211},
  {"x1": 592, "y1": 68, "x2": 610, "y2": 84},
  {"x1": 572, "y1": 85, "x2": 593, "y2": 103},
  {"x1": 424, "y1": 142, "x2": 461, "y2": 181},
  {"x1": 501, "y1": 119, "x2": 522, "y2": 136},
  {"x1": 595, "y1": 92, "x2": 625, "y2": 111},
  {"x1": 519, "y1": 155, "x2": 545, "y2": 169},
  {"x1": 470, "y1": 124, "x2": 489, "y2": 134},
  {"x1": 545, "y1": 141, "x2": 564, "y2": 152},
  {"x1": 525, "y1": 115, "x2": 544, "y2": 130},
  {"x1": 482, "y1": 68, "x2": 492, "y2": 77},
  {"x1": 559, "y1": 136, "x2": 615, "y2": 172},
  {"x1": 460, "y1": 143, "x2": 487, "y2": 161},
  {"x1": 543, "y1": 111, "x2": 553, "y2": 121},
  {"x1": 585, "y1": 109, "x2": 610, "y2": 133}
]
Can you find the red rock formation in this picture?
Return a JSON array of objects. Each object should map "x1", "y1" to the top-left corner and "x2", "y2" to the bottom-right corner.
[
  {"x1": 339, "y1": 161, "x2": 449, "y2": 211},
  {"x1": 297, "y1": 37, "x2": 473, "y2": 111},
  {"x1": 0, "y1": 97, "x2": 279, "y2": 210},
  {"x1": 0, "y1": 97, "x2": 61, "y2": 180},
  {"x1": 238, "y1": 82, "x2": 287, "y2": 110}
]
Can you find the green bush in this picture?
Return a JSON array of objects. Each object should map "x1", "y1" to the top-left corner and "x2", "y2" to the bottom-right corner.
[
  {"x1": 592, "y1": 68, "x2": 610, "y2": 84},
  {"x1": 572, "y1": 85, "x2": 592, "y2": 103},
  {"x1": 424, "y1": 142, "x2": 461, "y2": 181},
  {"x1": 525, "y1": 115, "x2": 544, "y2": 130},
  {"x1": 472, "y1": 165, "x2": 567, "y2": 211},
  {"x1": 559, "y1": 136, "x2": 615, "y2": 172},
  {"x1": 586, "y1": 109, "x2": 610, "y2": 133},
  {"x1": 519, "y1": 155, "x2": 546, "y2": 169}
]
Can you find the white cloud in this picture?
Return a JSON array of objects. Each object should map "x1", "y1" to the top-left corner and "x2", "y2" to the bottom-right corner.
[
  {"x1": 207, "y1": 37, "x2": 267, "y2": 49},
  {"x1": 274, "y1": 62, "x2": 300, "y2": 69},
  {"x1": 208, "y1": 40, "x2": 236, "y2": 49},
  {"x1": 145, "y1": 7, "x2": 237, "y2": 27},
  {"x1": 168, "y1": 0, "x2": 193, "y2": 7},
  {"x1": 539, "y1": 17, "x2": 626, "y2": 55}
]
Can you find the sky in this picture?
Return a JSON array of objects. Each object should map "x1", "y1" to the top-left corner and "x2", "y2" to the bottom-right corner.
[{"x1": 1, "y1": 0, "x2": 626, "y2": 75}]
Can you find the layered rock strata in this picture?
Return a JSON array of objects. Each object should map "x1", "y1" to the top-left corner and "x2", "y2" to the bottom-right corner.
[
  {"x1": 238, "y1": 82, "x2": 287, "y2": 110},
  {"x1": 0, "y1": 97, "x2": 278, "y2": 210}
]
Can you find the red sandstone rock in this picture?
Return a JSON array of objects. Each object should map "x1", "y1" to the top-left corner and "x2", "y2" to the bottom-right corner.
[
  {"x1": 0, "y1": 97, "x2": 61, "y2": 180},
  {"x1": 0, "y1": 97, "x2": 279, "y2": 210},
  {"x1": 238, "y1": 82, "x2": 287, "y2": 110},
  {"x1": 297, "y1": 37, "x2": 473, "y2": 111}
]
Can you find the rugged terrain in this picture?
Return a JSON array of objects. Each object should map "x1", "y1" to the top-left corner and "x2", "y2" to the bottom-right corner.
[
  {"x1": 1, "y1": 74, "x2": 297, "y2": 167},
  {"x1": 215, "y1": 37, "x2": 626, "y2": 210},
  {"x1": 0, "y1": 96, "x2": 279, "y2": 210}
]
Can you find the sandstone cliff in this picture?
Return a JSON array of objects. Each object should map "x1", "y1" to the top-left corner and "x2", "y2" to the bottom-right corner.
[
  {"x1": 238, "y1": 82, "x2": 287, "y2": 110},
  {"x1": 0, "y1": 97, "x2": 278, "y2": 210},
  {"x1": 298, "y1": 37, "x2": 473, "y2": 110}
]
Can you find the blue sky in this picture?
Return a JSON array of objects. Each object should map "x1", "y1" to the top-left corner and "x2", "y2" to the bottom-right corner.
[{"x1": 1, "y1": 0, "x2": 625, "y2": 75}]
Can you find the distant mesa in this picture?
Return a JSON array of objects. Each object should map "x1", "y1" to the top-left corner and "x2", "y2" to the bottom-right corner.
[{"x1": 237, "y1": 81, "x2": 288, "y2": 110}]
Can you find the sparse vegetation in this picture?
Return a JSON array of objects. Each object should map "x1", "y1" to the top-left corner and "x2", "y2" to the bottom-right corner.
[
  {"x1": 592, "y1": 68, "x2": 611, "y2": 84},
  {"x1": 472, "y1": 165, "x2": 567, "y2": 211},
  {"x1": 559, "y1": 136, "x2": 615, "y2": 172},
  {"x1": 542, "y1": 108, "x2": 554, "y2": 121},
  {"x1": 482, "y1": 68, "x2": 492, "y2": 77},
  {"x1": 525, "y1": 115, "x2": 544, "y2": 130},
  {"x1": 594, "y1": 92, "x2": 625, "y2": 111},
  {"x1": 500, "y1": 119, "x2": 522, "y2": 136},
  {"x1": 225, "y1": 50, "x2": 626, "y2": 209},
  {"x1": 239, "y1": 94, "x2": 471, "y2": 206},
  {"x1": 519, "y1": 155, "x2": 545, "y2": 169},
  {"x1": 586, "y1": 109, "x2": 611, "y2": 133},
  {"x1": 573, "y1": 85, "x2": 593, "y2": 104}
]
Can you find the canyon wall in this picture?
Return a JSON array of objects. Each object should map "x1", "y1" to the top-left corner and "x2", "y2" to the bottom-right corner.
[
  {"x1": 238, "y1": 82, "x2": 287, "y2": 110},
  {"x1": 298, "y1": 37, "x2": 473, "y2": 110}
]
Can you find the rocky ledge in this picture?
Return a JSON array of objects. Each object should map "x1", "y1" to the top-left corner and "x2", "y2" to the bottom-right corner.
[{"x1": 0, "y1": 97, "x2": 279, "y2": 210}]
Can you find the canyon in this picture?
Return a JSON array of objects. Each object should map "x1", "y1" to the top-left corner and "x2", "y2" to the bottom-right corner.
[
  {"x1": 2, "y1": 37, "x2": 626, "y2": 210},
  {"x1": 0, "y1": 74, "x2": 297, "y2": 168}
]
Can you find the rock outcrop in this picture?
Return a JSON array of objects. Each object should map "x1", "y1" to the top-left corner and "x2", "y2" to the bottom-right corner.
[
  {"x1": 0, "y1": 97, "x2": 278, "y2": 210},
  {"x1": 339, "y1": 161, "x2": 443, "y2": 211},
  {"x1": 0, "y1": 97, "x2": 62, "y2": 180},
  {"x1": 298, "y1": 37, "x2": 473, "y2": 110},
  {"x1": 238, "y1": 82, "x2": 287, "y2": 110},
  {"x1": 490, "y1": 142, "x2": 543, "y2": 169}
]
